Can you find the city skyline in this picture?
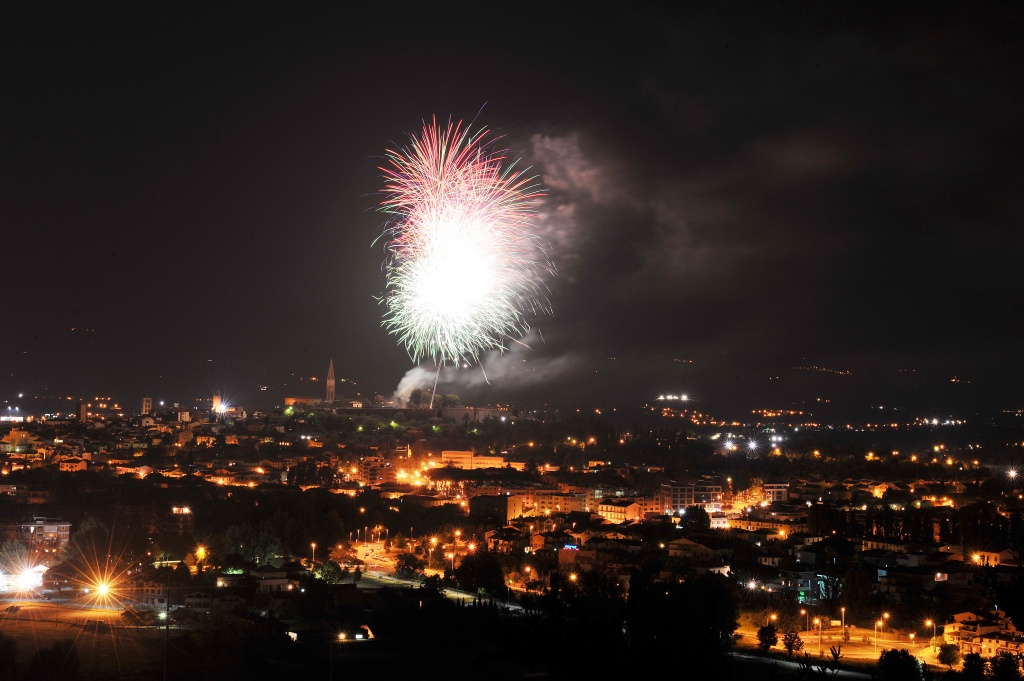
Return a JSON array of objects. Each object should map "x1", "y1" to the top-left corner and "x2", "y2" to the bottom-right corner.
[{"x1": 3, "y1": 5, "x2": 1021, "y2": 418}]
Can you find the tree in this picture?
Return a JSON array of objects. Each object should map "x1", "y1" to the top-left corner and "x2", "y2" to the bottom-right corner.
[
  {"x1": 224, "y1": 522, "x2": 282, "y2": 567},
  {"x1": 623, "y1": 570, "x2": 737, "y2": 669},
  {"x1": 678, "y1": 506, "x2": 711, "y2": 533},
  {"x1": 990, "y1": 650, "x2": 1022, "y2": 681},
  {"x1": 0, "y1": 540, "x2": 29, "y2": 573},
  {"x1": 757, "y1": 624, "x2": 779, "y2": 652},
  {"x1": 312, "y1": 560, "x2": 344, "y2": 584},
  {"x1": 936, "y1": 643, "x2": 961, "y2": 670},
  {"x1": 394, "y1": 552, "x2": 425, "y2": 578},
  {"x1": 960, "y1": 652, "x2": 986, "y2": 681},
  {"x1": 453, "y1": 548, "x2": 505, "y2": 595},
  {"x1": 877, "y1": 648, "x2": 921, "y2": 681},
  {"x1": 783, "y1": 631, "x2": 804, "y2": 657},
  {"x1": 797, "y1": 646, "x2": 843, "y2": 679}
]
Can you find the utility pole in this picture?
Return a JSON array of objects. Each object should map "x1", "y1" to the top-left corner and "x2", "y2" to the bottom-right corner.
[{"x1": 163, "y1": 571, "x2": 170, "y2": 681}]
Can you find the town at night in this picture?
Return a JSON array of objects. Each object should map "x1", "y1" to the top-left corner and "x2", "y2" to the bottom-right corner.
[{"x1": 2, "y1": 4, "x2": 1022, "y2": 680}]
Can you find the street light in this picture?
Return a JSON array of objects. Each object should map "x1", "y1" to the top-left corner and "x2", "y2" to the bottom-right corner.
[
  {"x1": 329, "y1": 631, "x2": 345, "y2": 680},
  {"x1": 910, "y1": 633, "x2": 915, "y2": 647},
  {"x1": 311, "y1": 542, "x2": 316, "y2": 566},
  {"x1": 801, "y1": 608, "x2": 809, "y2": 632},
  {"x1": 429, "y1": 537, "x2": 438, "y2": 570},
  {"x1": 926, "y1": 619, "x2": 937, "y2": 650},
  {"x1": 841, "y1": 606, "x2": 845, "y2": 634},
  {"x1": 875, "y1": 619, "x2": 883, "y2": 653},
  {"x1": 814, "y1": 618, "x2": 822, "y2": 653}
]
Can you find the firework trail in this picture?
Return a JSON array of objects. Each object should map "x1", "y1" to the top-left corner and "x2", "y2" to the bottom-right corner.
[{"x1": 377, "y1": 117, "x2": 554, "y2": 394}]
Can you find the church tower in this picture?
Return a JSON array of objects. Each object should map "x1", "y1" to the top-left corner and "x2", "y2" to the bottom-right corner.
[{"x1": 326, "y1": 359, "x2": 336, "y2": 404}]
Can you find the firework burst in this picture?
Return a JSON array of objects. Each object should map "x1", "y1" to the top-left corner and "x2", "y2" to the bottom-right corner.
[{"x1": 378, "y1": 117, "x2": 554, "y2": 372}]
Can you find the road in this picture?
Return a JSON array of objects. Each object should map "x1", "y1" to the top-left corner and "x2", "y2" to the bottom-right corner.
[
  {"x1": 353, "y1": 541, "x2": 525, "y2": 611},
  {"x1": 734, "y1": 619, "x2": 943, "y2": 671},
  {"x1": 1, "y1": 593, "x2": 120, "y2": 625}
]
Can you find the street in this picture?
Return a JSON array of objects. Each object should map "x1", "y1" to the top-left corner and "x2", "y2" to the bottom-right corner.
[{"x1": 734, "y1": 619, "x2": 944, "y2": 671}]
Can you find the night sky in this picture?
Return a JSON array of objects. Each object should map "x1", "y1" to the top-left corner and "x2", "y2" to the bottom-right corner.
[{"x1": 2, "y1": 5, "x2": 1021, "y2": 419}]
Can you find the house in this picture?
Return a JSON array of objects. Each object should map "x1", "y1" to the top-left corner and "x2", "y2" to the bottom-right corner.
[
  {"x1": 947, "y1": 609, "x2": 1021, "y2": 657},
  {"x1": 667, "y1": 536, "x2": 733, "y2": 564}
]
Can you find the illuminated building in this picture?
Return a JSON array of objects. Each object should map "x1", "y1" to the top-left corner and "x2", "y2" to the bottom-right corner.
[{"x1": 0, "y1": 516, "x2": 71, "y2": 559}]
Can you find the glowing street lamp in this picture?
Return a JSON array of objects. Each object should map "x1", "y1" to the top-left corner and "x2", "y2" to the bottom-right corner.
[
  {"x1": 875, "y1": 620, "x2": 883, "y2": 653},
  {"x1": 311, "y1": 542, "x2": 316, "y2": 566},
  {"x1": 329, "y1": 631, "x2": 346, "y2": 679},
  {"x1": 926, "y1": 619, "x2": 937, "y2": 650},
  {"x1": 801, "y1": 608, "x2": 809, "y2": 632},
  {"x1": 814, "y1": 618, "x2": 822, "y2": 653},
  {"x1": 841, "y1": 606, "x2": 845, "y2": 633}
]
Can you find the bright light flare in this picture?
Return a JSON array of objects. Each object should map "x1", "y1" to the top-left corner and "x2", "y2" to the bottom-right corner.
[
  {"x1": 378, "y1": 117, "x2": 554, "y2": 367},
  {"x1": 16, "y1": 569, "x2": 42, "y2": 591}
]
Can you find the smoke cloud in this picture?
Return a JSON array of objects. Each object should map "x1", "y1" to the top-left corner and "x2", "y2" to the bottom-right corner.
[{"x1": 390, "y1": 332, "x2": 582, "y2": 406}]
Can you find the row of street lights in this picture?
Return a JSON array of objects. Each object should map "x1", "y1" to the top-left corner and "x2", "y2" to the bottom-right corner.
[{"x1": 787, "y1": 609, "x2": 942, "y2": 654}]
